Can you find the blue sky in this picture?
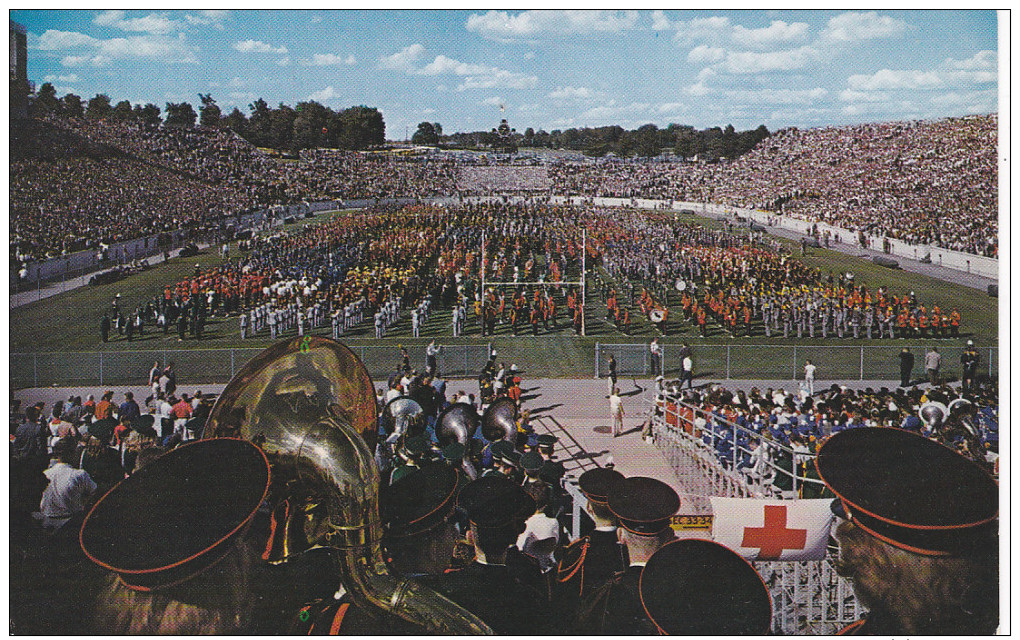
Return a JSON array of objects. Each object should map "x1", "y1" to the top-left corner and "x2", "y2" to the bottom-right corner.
[{"x1": 12, "y1": 10, "x2": 999, "y2": 139}]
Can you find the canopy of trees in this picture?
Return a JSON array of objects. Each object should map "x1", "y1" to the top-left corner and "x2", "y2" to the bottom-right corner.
[
  {"x1": 443, "y1": 122, "x2": 769, "y2": 160},
  {"x1": 26, "y1": 87, "x2": 764, "y2": 160}
]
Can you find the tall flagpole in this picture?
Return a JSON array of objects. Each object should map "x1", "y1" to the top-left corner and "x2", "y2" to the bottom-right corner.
[
  {"x1": 480, "y1": 229, "x2": 486, "y2": 337},
  {"x1": 581, "y1": 228, "x2": 586, "y2": 337}
]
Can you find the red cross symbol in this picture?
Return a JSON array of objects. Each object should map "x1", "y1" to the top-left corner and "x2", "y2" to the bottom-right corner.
[{"x1": 741, "y1": 505, "x2": 807, "y2": 560}]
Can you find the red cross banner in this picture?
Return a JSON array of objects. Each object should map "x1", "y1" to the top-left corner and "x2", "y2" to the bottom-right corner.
[{"x1": 708, "y1": 497, "x2": 835, "y2": 562}]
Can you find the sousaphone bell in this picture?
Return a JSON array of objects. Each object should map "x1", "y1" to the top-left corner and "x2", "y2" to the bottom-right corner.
[{"x1": 482, "y1": 397, "x2": 518, "y2": 445}]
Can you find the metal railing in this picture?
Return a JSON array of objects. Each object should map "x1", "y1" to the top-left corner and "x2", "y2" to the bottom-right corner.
[
  {"x1": 9, "y1": 343, "x2": 492, "y2": 389},
  {"x1": 596, "y1": 342, "x2": 997, "y2": 381},
  {"x1": 646, "y1": 392, "x2": 860, "y2": 634}
]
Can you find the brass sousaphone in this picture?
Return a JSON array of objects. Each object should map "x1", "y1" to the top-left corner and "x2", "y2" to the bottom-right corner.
[
  {"x1": 437, "y1": 402, "x2": 481, "y2": 480},
  {"x1": 204, "y1": 337, "x2": 491, "y2": 634},
  {"x1": 481, "y1": 397, "x2": 518, "y2": 445}
]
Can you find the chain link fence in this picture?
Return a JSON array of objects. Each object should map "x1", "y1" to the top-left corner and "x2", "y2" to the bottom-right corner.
[
  {"x1": 10, "y1": 343, "x2": 492, "y2": 389},
  {"x1": 596, "y1": 342, "x2": 997, "y2": 382}
]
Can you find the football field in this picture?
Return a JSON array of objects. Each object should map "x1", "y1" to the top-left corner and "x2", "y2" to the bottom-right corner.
[{"x1": 9, "y1": 210, "x2": 999, "y2": 385}]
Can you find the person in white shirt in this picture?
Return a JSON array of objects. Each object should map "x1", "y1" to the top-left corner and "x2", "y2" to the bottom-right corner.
[
  {"x1": 38, "y1": 437, "x2": 96, "y2": 530},
  {"x1": 649, "y1": 338, "x2": 663, "y2": 377},
  {"x1": 680, "y1": 355, "x2": 694, "y2": 390},
  {"x1": 610, "y1": 388, "x2": 625, "y2": 437},
  {"x1": 517, "y1": 484, "x2": 560, "y2": 573},
  {"x1": 804, "y1": 359, "x2": 817, "y2": 396}
]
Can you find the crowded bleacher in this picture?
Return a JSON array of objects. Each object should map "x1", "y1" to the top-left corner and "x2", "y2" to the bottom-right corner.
[{"x1": 10, "y1": 112, "x2": 998, "y2": 273}]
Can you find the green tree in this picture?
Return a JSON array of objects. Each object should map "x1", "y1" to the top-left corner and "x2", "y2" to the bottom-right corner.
[
  {"x1": 223, "y1": 107, "x2": 247, "y2": 136},
  {"x1": 32, "y1": 82, "x2": 61, "y2": 116},
  {"x1": 198, "y1": 93, "x2": 222, "y2": 128},
  {"x1": 292, "y1": 100, "x2": 333, "y2": 150},
  {"x1": 248, "y1": 98, "x2": 272, "y2": 147},
  {"x1": 62, "y1": 93, "x2": 84, "y2": 118},
  {"x1": 85, "y1": 93, "x2": 112, "y2": 120},
  {"x1": 337, "y1": 106, "x2": 385, "y2": 150},
  {"x1": 111, "y1": 100, "x2": 134, "y2": 122},
  {"x1": 164, "y1": 101, "x2": 197, "y2": 128},
  {"x1": 411, "y1": 121, "x2": 439, "y2": 146},
  {"x1": 138, "y1": 102, "x2": 162, "y2": 126},
  {"x1": 269, "y1": 103, "x2": 296, "y2": 150}
]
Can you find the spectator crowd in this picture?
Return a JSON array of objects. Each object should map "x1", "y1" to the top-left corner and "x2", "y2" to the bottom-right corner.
[{"x1": 11, "y1": 112, "x2": 997, "y2": 273}]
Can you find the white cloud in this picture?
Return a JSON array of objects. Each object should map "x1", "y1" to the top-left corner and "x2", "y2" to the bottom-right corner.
[
  {"x1": 848, "y1": 67, "x2": 996, "y2": 91},
  {"x1": 930, "y1": 88, "x2": 997, "y2": 109},
  {"x1": 651, "y1": 10, "x2": 673, "y2": 31},
  {"x1": 821, "y1": 12, "x2": 908, "y2": 42},
  {"x1": 718, "y1": 46, "x2": 819, "y2": 74},
  {"x1": 688, "y1": 45, "x2": 725, "y2": 64},
  {"x1": 685, "y1": 67, "x2": 716, "y2": 96},
  {"x1": 420, "y1": 55, "x2": 493, "y2": 76},
  {"x1": 94, "y1": 10, "x2": 181, "y2": 35},
  {"x1": 233, "y1": 40, "x2": 288, "y2": 54},
  {"x1": 37, "y1": 30, "x2": 96, "y2": 50},
  {"x1": 481, "y1": 96, "x2": 504, "y2": 106},
  {"x1": 732, "y1": 20, "x2": 809, "y2": 48},
  {"x1": 38, "y1": 29, "x2": 197, "y2": 65},
  {"x1": 465, "y1": 10, "x2": 639, "y2": 39},
  {"x1": 422, "y1": 108, "x2": 437, "y2": 115},
  {"x1": 547, "y1": 86, "x2": 596, "y2": 100},
  {"x1": 277, "y1": 58, "x2": 290, "y2": 66},
  {"x1": 305, "y1": 53, "x2": 356, "y2": 66},
  {"x1": 43, "y1": 74, "x2": 79, "y2": 83},
  {"x1": 381, "y1": 46, "x2": 535, "y2": 91},
  {"x1": 308, "y1": 86, "x2": 340, "y2": 101},
  {"x1": 185, "y1": 10, "x2": 228, "y2": 28},
  {"x1": 310, "y1": 15, "x2": 323, "y2": 24},
  {"x1": 674, "y1": 16, "x2": 732, "y2": 45},
  {"x1": 944, "y1": 50, "x2": 996, "y2": 71},
  {"x1": 379, "y1": 43, "x2": 425, "y2": 72},
  {"x1": 849, "y1": 69, "x2": 946, "y2": 90},
  {"x1": 839, "y1": 89, "x2": 891, "y2": 103}
]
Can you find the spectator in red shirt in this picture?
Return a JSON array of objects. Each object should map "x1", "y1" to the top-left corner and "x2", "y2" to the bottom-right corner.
[
  {"x1": 94, "y1": 391, "x2": 115, "y2": 421},
  {"x1": 171, "y1": 394, "x2": 193, "y2": 421}
]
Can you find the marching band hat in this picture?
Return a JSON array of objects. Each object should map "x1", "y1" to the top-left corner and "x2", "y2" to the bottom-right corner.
[
  {"x1": 441, "y1": 442, "x2": 465, "y2": 464},
  {"x1": 130, "y1": 414, "x2": 158, "y2": 439},
  {"x1": 538, "y1": 460, "x2": 565, "y2": 485},
  {"x1": 520, "y1": 451, "x2": 544, "y2": 475},
  {"x1": 458, "y1": 475, "x2": 535, "y2": 529},
  {"x1": 816, "y1": 427, "x2": 997, "y2": 556},
  {"x1": 404, "y1": 434, "x2": 428, "y2": 457},
  {"x1": 490, "y1": 439, "x2": 513, "y2": 460},
  {"x1": 640, "y1": 539, "x2": 772, "y2": 635},
  {"x1": 499, "y1": 449, "x2": 521, "y2": 469},
  {"x1": 381, "y1": 463, "x2": 459, "y2": 538},
  {"x1": 608, "y1": 477, "x2": 680, "y2": 536},
  {"x1": 80, "y1": 438, "x2": 270, "y2": 591},
  {"x1": 536, "y1": 434, "x2": 558, "y2": 448},
  {"x1": 88, "y1": 417, "x2": 118, "y2": 443},
  {"x1": 577, "y1": 467, "x2": 625, "y2": 505}
]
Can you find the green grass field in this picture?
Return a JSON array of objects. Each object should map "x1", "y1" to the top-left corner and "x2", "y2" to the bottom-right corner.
[{"x1": 10, "y1": 210, "x2": 998, "y2": 384}]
